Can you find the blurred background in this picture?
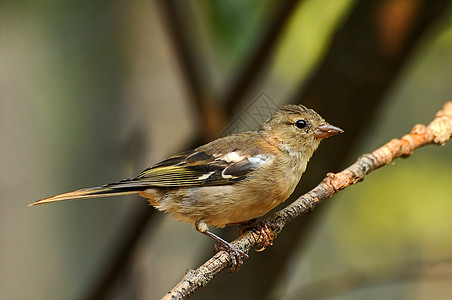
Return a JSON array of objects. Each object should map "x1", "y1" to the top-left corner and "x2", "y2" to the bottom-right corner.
[{"x1": 1, "y1": 0, "x2": 452, "y2": 299}]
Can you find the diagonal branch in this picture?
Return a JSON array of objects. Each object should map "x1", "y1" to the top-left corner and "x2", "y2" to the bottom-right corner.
[{"x1": 163, "y1": 101, "x2": 452, "y2": 299}]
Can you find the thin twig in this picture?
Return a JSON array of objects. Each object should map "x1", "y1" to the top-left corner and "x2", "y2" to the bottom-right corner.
[{"x1": 163, "y1": 101, "x2": 452, "y2": 299}]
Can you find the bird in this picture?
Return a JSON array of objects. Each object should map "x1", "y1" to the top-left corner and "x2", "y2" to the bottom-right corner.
[{"x1": 29, "y1": 104, "x2": 343, "y2": 271}]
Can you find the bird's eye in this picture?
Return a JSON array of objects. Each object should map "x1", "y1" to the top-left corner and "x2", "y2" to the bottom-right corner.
[{"x1": 295, "y1": 119, "x2": 307, "y2": 129}]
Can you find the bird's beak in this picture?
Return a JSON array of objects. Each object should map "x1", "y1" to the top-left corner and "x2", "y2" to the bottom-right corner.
[{"x1": 314, "y1": 123, "x2": 344, "y2": 139}]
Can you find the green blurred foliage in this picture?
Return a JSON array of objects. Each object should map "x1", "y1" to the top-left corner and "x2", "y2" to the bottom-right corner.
[{"x1": 273, "y1": 0, "x2": 354, "y2": 83}]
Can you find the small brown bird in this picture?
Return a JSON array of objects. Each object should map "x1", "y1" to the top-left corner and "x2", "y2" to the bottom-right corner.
[{"x1": 29, "y1": 104, "x2": 342, "y2": 270}]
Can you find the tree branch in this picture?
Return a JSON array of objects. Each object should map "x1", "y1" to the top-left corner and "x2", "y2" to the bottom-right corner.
[{"x1": 163, "y1": 101, "x2": 452, "y2": 299}]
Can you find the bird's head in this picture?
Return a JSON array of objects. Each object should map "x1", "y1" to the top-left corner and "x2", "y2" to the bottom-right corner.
[{"x1": 258, "y1": 104, "x2": 343, "y2": 157}]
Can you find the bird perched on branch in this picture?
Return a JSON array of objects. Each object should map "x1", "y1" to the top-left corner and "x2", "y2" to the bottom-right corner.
[{"x1": 29, "y1": 104, "x2": 342, "y2": 271}]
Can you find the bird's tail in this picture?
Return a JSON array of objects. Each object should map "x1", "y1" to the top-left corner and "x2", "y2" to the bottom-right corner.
[{"x1": 28, "y1": 181, "x2": 144, "y2": 206}]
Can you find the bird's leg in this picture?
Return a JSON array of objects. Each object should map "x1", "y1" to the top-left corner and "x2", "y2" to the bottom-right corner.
[
  {"x1": 202, "y1": 230, "x2": 248, "y2": 272},
  {"x1": 195, "y1": 221, "x2": 248, "y2": 272},
  {"x1": 238, "y1": 219, "x2": 280, "y2": 251}
]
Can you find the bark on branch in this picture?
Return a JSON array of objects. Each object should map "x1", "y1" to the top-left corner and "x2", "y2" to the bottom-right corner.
[{"x1": 163, "y1": 101, "x2": 452, "y2": 300}]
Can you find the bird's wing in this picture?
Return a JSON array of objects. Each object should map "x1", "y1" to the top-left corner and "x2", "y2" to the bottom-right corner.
[{"x1": 120, "y1": 148, "x2": 274, "y2": 188}]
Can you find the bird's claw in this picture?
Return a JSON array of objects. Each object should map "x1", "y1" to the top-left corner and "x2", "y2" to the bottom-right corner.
[
  {"x1": 214, "y1": 243, "x2": 248, "y2": 272},
  {"x1": 239, "y1": 219, "x2": 280, "y2": 251}
]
